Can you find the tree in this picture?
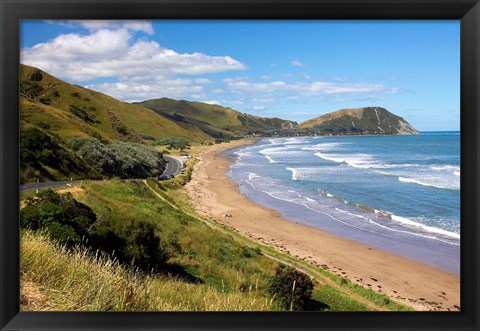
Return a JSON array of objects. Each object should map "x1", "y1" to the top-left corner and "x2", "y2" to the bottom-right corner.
[{"x1": 267, "y1": 266, "x2": 314, "y2": 311}]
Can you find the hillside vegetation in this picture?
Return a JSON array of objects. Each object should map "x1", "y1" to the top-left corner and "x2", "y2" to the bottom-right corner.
[
  {"x1": 20, "y1": 230, "x2": 276, "y2": 311},
  {"x1": 135, "y1": 98, "x2": 299, "y2": 138},
  {"x1": 20, "y1": 164, "x2": 413, "y2": 312},
  {"x1": 20, "y1": 123, "x2": 102, "y2": 183},
  {"x1": 20, "y1": 65, "x2": 211, "y2": 144}
]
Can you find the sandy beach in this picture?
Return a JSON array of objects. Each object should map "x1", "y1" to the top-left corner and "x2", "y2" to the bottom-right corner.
[{"x1": 185, "y1": 139, "x2": 460, "y2": 311}]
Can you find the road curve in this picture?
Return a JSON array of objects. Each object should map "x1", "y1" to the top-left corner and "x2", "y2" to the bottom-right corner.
[
  {"x1": 161, "y1": 155, "x2": 184, "y2": 177},
  {"x1": 20, "y1": 155, "x2": 184, "y2": 191}
]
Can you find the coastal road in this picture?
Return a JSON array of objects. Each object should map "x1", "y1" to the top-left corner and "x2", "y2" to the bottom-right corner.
[
  {"x1": 20, "y1": 180, "x2": 82, "y2": 192},
  {"x1": 161, "y1": 155, "x2": 184, "y2": 177},
  {"x1": 20, "y1": 155, "x2": 184, "y2": 191}
]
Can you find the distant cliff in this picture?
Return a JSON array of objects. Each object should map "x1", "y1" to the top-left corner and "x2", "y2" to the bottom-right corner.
[{"x1": 300, "y1": 107, "x2": 419, "y2": 135}]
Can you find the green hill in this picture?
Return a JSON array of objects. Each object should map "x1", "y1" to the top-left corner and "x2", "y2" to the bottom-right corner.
[
  {"x1": 135, "y1": 98, "x2": 299, "y2": 138},
  {"x1": 301, "y1": 107, "x2": 419, "y2": 135},
  {"x1": 20, "y1": 64, "x2": 212, "y2": 144},
  {"x1": 20, "y1": 65, "x2": 419, "y2": 182}
]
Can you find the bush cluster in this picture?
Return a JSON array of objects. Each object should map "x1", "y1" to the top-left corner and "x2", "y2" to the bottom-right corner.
[
  {"x1": 20, "y1": 127, "x2": 90, "y2": 180},
  {"x1": 68, "y1": 105, "x2": 96, "y2": 124},
  {"x1": 155, "y1": 137, "x2": 191, "y2": 150},
  {"x1": 20, "y1": 190, "x2": 96, "y2": 247},
  {"x1": 69, "y1": 138, "x2": 166, "y2": 179},
  {"x1": 20, "y1": 189, "x2": 169, "y2": 272},
  {"x1": 20, "y1": 81, "x2": 43, "y2": 99},
  {"x1": 267, "y1": 266, "x2": 314, "y2": 311}
]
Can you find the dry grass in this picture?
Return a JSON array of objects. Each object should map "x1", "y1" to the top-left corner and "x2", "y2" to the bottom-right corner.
[{"x1": 20, "y1": 230, "x2": 277, "y2": 311}]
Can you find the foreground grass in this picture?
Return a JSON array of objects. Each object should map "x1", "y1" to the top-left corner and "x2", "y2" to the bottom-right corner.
[
  {"x1": 146, "y1": 176, "x2": 414, "y2": 312},
  {"x1": 20, "y1": 230, "x2": 276, "y2": 311},
  {"x1": 20, "y1": 174, "x2": 412, "y2": 311},
  {"x1": 74, "y1": 179, "x2": 279, "y2": 295}
]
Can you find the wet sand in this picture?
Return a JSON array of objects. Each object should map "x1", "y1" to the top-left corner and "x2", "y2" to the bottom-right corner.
[{"x1": 185, "y1": 139, "x2": 460, "y2": 311}]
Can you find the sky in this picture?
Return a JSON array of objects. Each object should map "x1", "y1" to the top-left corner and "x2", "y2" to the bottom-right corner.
[{"x1": 20, "y1": 20, "x2": 460, "y2": 131}]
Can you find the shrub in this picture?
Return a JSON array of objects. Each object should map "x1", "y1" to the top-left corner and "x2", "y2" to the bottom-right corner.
[
  {"x1": 20, "y1": 81, "x2": 43, "y2": 99},
  {"x1": 39, "y1": 97, "x2": 51, "y2": 105},
  {"x1": 139, "y1": 133, "x2": 156, "y2": 141},
  {"x1": 267, "y1": 266, "x2": 314, "y2": 311},
  {"x1": 20, "y1": 189, "x2": 96, "y2": 247},
  {"x1": 69, "y1": 138, "x2": 166, "y2": 179},
  {"x1": 155, "y1": 137, "x2": 191, "y2": 150},
  {"x1": 21, "y1": 127, "x2": 75, "y2": 170},
  {"x1": 21, "y1": 190, "x2": 169, "y2": 273},
  {"x1": 71, "y1": 92, "x2": 80, "y2": 98},
  {"x1": 68, "y1": 105, "x2": 95, "y2": 123},
  {"x1": 30, "y1": 69, "x2": 43, "y2": 82},
  {"x1": 89, "y1": 216, "x2": 170, "y2": 273}
]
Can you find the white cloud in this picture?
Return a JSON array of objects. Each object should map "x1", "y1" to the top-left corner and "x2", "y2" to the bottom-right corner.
[
  {"x1": 252, "y1": 97, "x2": 275, "y2": 104},
  {"x1": 191, "y1": 93, "x2": 208, "y2": 99},
  {"x1": 261, "y1": 75, "x2": 272, "y2": 80},
  {"x1": 21, "y1": 27, "x2": 247, "y2": 101},
  {"x1": 86, "y1": 80, "x2": 204, "y2": 102},
  {"x1": 291, "y1": 60, "x2": 304, "y2": 67},
  {"x1": 212, "y1": 88, "x2": 224, "y2": 94},
  {"x1": 21, "y1": 30, "x2": 246, "y2": 82},
  {"x1": 195, "y1": 78, "x2": 212, "y2": 84},
  {"x1": 253, "y1": 105, "x2": 266, "y2": 110},
  {"x1": 47, "y1": 20, "x2": 155, "y2": 35},
  {"x1": 225, "y1": 79, "x2": 400, "y2": 96},
  {"x1": 202, "y1": 100, "x2": 222, "y2": 105}
]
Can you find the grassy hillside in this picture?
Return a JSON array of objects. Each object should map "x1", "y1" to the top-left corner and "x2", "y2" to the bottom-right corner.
[
  {"x1": 136, "y1": 98, "x2": 298, "y2": 138},
  {"x1": 301, "y1": 107, "x2": 419, "y2": 135},
  {"x1": 20, "y1": 64, "x2": 212, "y2": 144},
  {"x1": 20, "y1": 230, "x2": 276, "y2": 311},
  {"x1": 20, "y1": 175, "x2": 413, "y2": 311}
]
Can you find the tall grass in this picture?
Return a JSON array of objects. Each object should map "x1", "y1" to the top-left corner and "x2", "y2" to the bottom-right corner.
[
  {"x1": 20, "y1": 230, "x2": 277, "y2": 311},
  {"x1": 21, "y1": 178, "x2": 412, "y2": 311}
]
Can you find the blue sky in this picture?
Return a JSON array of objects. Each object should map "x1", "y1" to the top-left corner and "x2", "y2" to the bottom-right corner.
[{"x1": 20, "y1": 20, "x2": 460, "y2": 131}]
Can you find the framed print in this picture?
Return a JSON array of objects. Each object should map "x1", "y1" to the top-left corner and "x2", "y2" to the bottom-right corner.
[{"x1": 1, "y1": 0, "x2": 479, "y2": 330}]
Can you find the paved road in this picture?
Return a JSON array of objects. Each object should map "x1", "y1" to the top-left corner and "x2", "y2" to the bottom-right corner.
[
  {"x1": 20, "y1": 180, "x2": 82, "y2": 192},
  {"x1": 20, "y1": 156, "x2": 184, "y2": 191},
  {"x1": 161, "y1": 155, "x2": 185, "y2": 177}
]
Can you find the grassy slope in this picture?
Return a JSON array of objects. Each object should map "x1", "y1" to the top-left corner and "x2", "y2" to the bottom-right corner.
[
  {"x1": 20, "y1": 231, "x2": 275, "y2": 311},
  {"x1": 146, "y1": 174, "x2": 414, "y2": 312},
  {"x1": 74, "y1": 180, "x2": 280, "y2": 294},
  {"x1": 136, "y1": 98, "x2": 298, "y2": 138},
  {"x1": 136, "y1": 98, "x2": 245, "y2": 138},
  {"x1": 301, "y1": 108, "x2": 366, "y2": 128},
  {"x1": 20, "y1": 174, "x2": 413, "y2": 311},
  {"x1": 20, "y1": 64, "x2": 211, "y2": 143}
]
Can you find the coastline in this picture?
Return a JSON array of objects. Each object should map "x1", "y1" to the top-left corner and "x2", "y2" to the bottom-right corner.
[{"x1": 185, "y1": 139, "x2": 460, "y2": 311}]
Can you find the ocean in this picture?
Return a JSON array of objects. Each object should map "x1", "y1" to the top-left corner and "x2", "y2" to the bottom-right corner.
[{"x1": 223, "y1": 132, "x2": 460, "y2": 274}]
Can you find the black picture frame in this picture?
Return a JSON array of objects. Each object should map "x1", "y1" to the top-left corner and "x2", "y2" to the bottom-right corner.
[{"x1": 1, "y1": 0, "x2": 479, "y2": 330}]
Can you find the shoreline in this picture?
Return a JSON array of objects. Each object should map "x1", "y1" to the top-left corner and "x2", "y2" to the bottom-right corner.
[{"x1": 185, "y1": 139, "x2": 460, "y2": 311}]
